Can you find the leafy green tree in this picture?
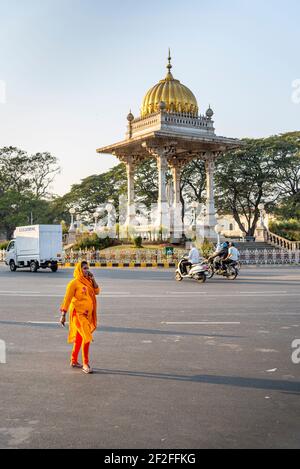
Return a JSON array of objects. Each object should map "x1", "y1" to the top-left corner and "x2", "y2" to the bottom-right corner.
[
  {"x1": 215, "y1": 132, "x2": 300, "y2": 236},
  {"x1": 215, "y1": 139, "x2": 279, "y2": 236},
  {"x1": 0, "y1": 147, "x2": 61, "y2": 238},
  {"x1": 269, "y1": 132, "x2": 300, "y2": 218},
  {"x1": 57, "y1": 165, "x2": 127, "y2": 222},
  {"x1": 0, "y1": 191, "x2": 53, "y2": 238},
  {"x1": 0, "y1": 147, "x2": 31, "y2": 194},
  {"x1": 180, "y1": 159, "x2": 206, "y2": 221},
  {"x1": 29, "y1": 152, "x2": 60, "y2": 198},
  {"x1": 134, "y1": 159, "x2": 158, "y2": 208}
]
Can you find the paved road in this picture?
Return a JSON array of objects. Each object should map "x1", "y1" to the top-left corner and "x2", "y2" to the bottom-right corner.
[{"x1": 0, "y1": 265, "x2": 299, "y2": 448}]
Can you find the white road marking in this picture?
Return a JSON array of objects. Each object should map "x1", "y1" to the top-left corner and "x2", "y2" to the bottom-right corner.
[
  {"x1": 27, "y1": 321, "x2": 64, "y2": 325},
  {"x1": 0, "y1": 291, "x2": 40, "y2": 294},
  {"x1": 167, "y1": 291, "x2": 208, "y2": 294},
  {"x1": 161, "y1": 321, "x2": 241, "y2": 325},
  {"x1": 256, "y1": 348, "x2": 279, "y2": 353},
  {"x1": 0, "y1": 293, "x2": 299, "y2": 302},
  {"x1": 239, "y1": 291, "x2": 287, "y2": 294}
]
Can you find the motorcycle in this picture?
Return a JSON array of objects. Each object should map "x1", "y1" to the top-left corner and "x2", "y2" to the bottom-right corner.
[
  {"x1": 205, "y1": 258, "x2": 239, "y2": 280},
  {"x1": 175, "y1": 256, "x2": 209, "y2": 283}
]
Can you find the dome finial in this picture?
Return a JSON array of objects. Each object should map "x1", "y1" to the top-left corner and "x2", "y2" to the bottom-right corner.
[
  {"x1": 141, "y1": 52, "x2": 199, "y2": 117},
  {"x1": 166, "y1": 48, "x2": 173, "y2": 80},
  {"x1": 167, "y1": 48, "x2": 172, "y2": 71}
]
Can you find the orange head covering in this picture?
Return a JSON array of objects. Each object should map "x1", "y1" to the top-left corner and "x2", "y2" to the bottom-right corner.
[{"x1": 73, "y1": 262, "x2": 97, "y2": 329}]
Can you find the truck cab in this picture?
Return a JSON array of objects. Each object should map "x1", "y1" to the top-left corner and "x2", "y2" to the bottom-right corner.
[{"x1": 5, "y1": 240, "x2": 17, "y2": 270}]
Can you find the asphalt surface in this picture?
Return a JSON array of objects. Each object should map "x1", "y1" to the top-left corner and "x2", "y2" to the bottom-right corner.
[{"x1": 0, "y1": 265, "x2": 299, "y2": 449}]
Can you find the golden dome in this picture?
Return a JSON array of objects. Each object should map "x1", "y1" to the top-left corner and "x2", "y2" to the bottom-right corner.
[{"x1": 141, "y1": 51, "x2": 199, "y2": 117}]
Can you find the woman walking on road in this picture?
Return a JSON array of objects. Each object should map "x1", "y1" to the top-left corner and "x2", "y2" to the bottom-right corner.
[{"x1": 60, "y1": 261, "x2": 100, "y2": 374}]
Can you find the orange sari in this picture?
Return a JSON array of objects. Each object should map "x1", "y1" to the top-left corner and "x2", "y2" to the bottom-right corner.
[{"x1": 61, "y1": 263, "x2": 100, "y2": 343}]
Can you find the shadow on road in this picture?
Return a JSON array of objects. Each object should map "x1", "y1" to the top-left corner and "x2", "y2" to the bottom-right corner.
[
  {"x1": 0, "y1": 320, "x2": 244, "y2": 339},
  {"x1": 93, "y1": 368, "x2": 300, "y2": 394}
]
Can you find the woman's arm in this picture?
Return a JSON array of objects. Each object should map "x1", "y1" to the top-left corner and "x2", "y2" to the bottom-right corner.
[{"x1": 60, "y1": 280, "x2": 76, "y2": 315}]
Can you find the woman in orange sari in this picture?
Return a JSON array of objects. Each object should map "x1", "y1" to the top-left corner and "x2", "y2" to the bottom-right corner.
[{"x1": 60, "y1": 261, "x2": 100, "y2": 374}]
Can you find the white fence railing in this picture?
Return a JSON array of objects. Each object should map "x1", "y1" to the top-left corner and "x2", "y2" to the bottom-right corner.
[
  {"x1": 266, "y1": 230, "x2": 300, "y2": 251},
  {"x1": 1, "y1": 249, "x2": 299, "y2": 265}
]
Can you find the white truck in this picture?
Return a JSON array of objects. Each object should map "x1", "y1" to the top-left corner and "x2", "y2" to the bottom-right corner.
[{"x1": 5, "y1": 225, "x2": 62, "y2": 272}]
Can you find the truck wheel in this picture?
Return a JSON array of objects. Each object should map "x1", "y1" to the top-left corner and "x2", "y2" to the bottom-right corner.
[
  {"x1": 50, "y1": 265, "x2": 58, "y2": 272},
  {"x1": 30, "y1": 261, "x2": 38, "y2": 272},
  {"x1": 10, "y1": 261, "x2": 17, "y2": 272}
]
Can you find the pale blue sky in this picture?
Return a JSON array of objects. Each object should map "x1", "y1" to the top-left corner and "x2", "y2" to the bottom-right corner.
[{"x1": 0, "y1": 0, "x2": 299, "y2": 195}]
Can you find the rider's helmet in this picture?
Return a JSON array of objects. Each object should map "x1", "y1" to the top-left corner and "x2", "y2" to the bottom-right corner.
[{"x1": 222, "y1": 242, "x2": 229, "y2": 248}]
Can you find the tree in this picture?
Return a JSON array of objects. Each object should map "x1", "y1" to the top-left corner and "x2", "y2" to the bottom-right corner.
[
  {"x1": 180, "y1": 159, "x2": 206, "y2": 221},
  {"x1": 0, "y1": 147, "x2": 31, "y2": 194},
  {"x1": 215, "y1": 133, "x2": 300, "y2": 236},
  {"x1": 134, "y1": 158, "x2": 158, "y2": 208},
  {"x1": 54, "y1": 157, "x2": 207, "y2": 225},
  {"x1": 269, "y1": 132, "x2": 300, "y2": 216},
  {"x1": 57, "y1": 164, "x2": 127, "y2": 223},
  {"x1": 215, "y1": 139, "x2": 279, "y2": 236},
  {"x1": 29, "y1": 152, "x2": 60, "y2": 198},
  {"x1": 0, "y1": 190, "x2": 53, "y2": 238},
  {"x1": 0, "y1": 147, "x2": 61, "y2": 238}
]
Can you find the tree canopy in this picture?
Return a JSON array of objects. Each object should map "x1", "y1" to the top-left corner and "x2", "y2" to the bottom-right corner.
[
  {"x1": 0, "y1": 147, "x2": 60, "y2": 238},
  {"x1": 1, "y1": 132, "x2": 299, "y2": 240}
]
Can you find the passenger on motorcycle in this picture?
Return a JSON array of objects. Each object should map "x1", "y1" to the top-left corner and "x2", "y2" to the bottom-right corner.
[
  {"x1": 208, "y1": 242, "x2": 229, "y2": 270},
  {"x1": 182, "y1": 243, "x2": 201, "y2": 274},
  {"x1": 223, "y1": 242, "x2": 240, "y2": 267}
]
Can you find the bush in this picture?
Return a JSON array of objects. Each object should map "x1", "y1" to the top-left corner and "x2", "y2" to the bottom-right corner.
[
  {"x1": 269, "y1": 219, "x2": 300, "y2": 241},
  {"x1": 0, "y1": 241, "x2": 9, "y2": 250},
  {"x1": 198, "y1": 238, "x2": 215, "y2": 258},
  {"x1": 73, "y1": 234, "x2": 114, "y2": 250},
  {"x1": 133, "y1": 236, "x2": 143, "y2": 248}
]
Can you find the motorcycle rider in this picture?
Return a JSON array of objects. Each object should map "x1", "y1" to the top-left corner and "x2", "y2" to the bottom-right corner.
[
  {"x1": 223, "y1": 242, "x2": 240, "y2": 267},
  {"x1": 181, "y1": 243, "x2": 201, "y2": 275},
  {"x1": 208, "y1": 242, "x2": 229, "y2": 271}
]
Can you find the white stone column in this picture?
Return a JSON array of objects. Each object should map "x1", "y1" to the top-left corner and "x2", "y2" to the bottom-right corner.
[
  {"x1": 142, "y1": 143, "x2": 176, "y2": 238},
  {"x1": 170, "y1": 163, "x2": 183, "y2": 240},
  {"x1": 203, "y1": 154, "x2": 218, "y2": 241},
  {"x1": 156, "y1": 150, "x2": 169, "y2": 232},
  {"x1": 125, "y1": 157, "x2": 136, "y2": 226}
]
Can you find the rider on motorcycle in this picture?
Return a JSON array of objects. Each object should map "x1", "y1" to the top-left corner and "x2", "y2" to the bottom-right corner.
[
  {"x1": 181, "y1": 243, "x2": 201, "y2": 274},
  {"x1": 208, "y1": 242, "x2": 229, "y2": 271},
  {"x1": 223, "y1": 242, "x2": 240, "y2": 267}
]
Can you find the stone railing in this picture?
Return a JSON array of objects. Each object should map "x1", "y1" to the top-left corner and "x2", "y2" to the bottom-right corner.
[
  {"x1": 127, "y1": 110, "x2": 215, "y2": 139},
  {"x1": 239, "y1": 248, "x2": 300, "y2": 265},
  {"x1": 265, "y1": 230, "x2": 300, "y2": 251},
  {"x1": 62, "y1": 248, "x2": 186, "y2": 265}
]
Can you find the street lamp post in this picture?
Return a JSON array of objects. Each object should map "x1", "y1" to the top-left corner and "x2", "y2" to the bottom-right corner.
[
  {"x1": 69, "y1": 208, "x2": 75, "y2": 231},
  {"x1": 256, "y1": 203, "x2": 266, "y2": 241},
  {"x1": 258, "y1": 203, "x2": 265, "y2": 227},
  {"x1": 191, "y1": 201, "x2": 198, "y2": 237},
  {"x1": 214, "y1": 224, "x2": 223, "y2": 248},
  {"x1": 93, "y1": 212, "x2": 99, "y2": 231},
  {"x1": 68, "y1": 207, "x2": 76, "y2": 244},
  {"x1": 76, "y1": 213, "x2": 81, "y2": 232}
]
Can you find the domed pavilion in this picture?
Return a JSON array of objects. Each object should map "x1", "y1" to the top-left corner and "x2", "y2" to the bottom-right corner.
[{"x1": 97, "y1": 51, "x2": 242, "y2": 241}]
